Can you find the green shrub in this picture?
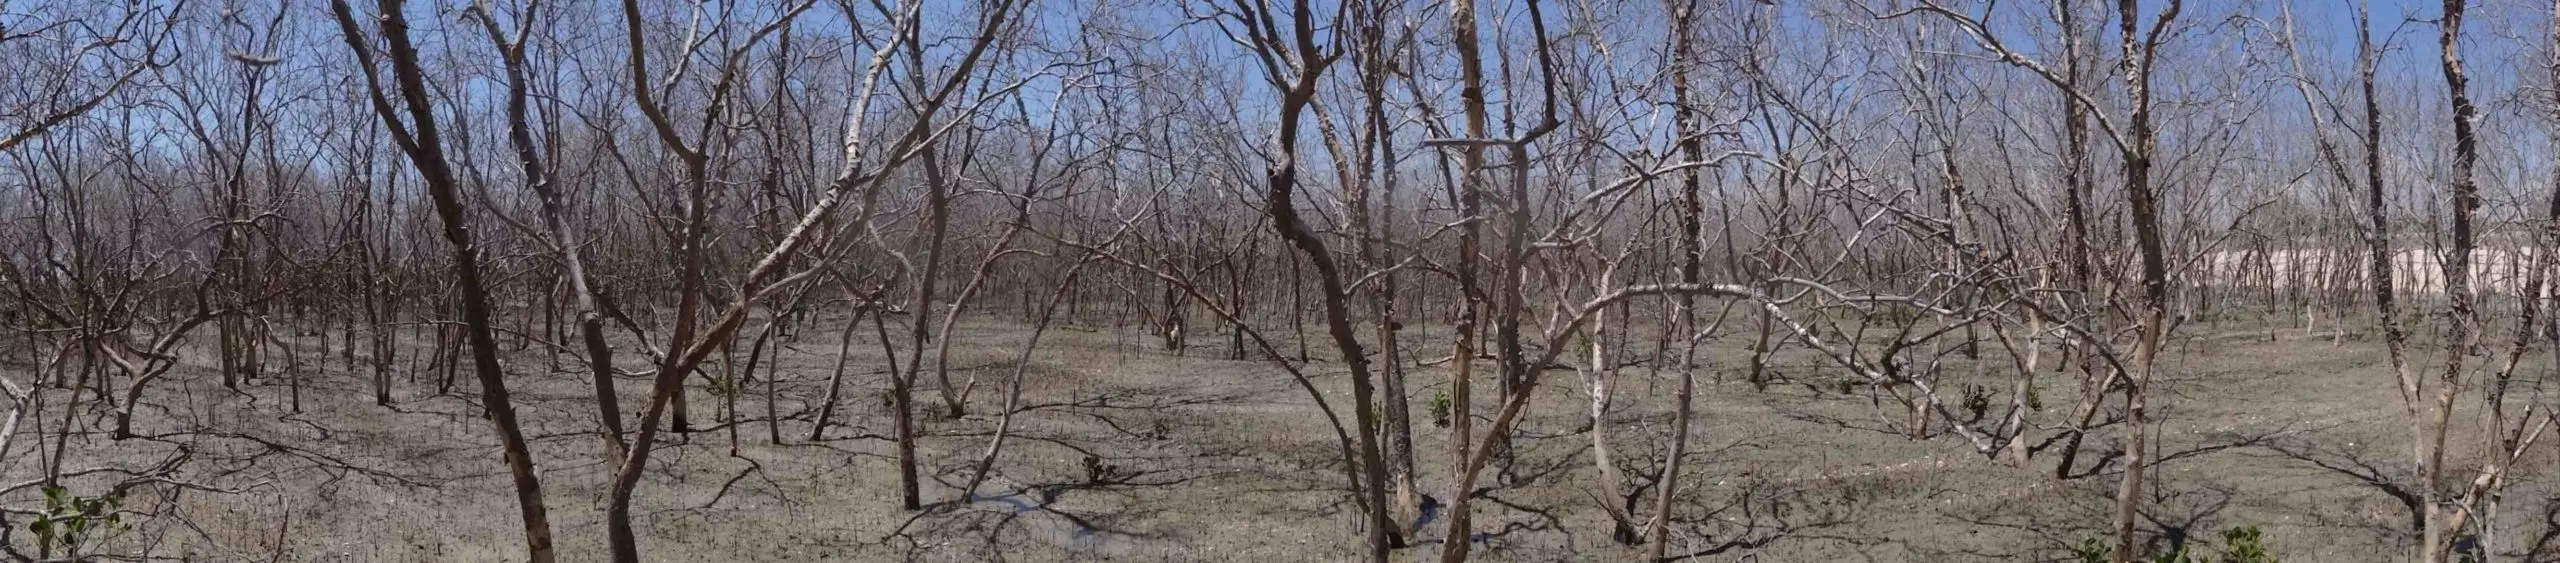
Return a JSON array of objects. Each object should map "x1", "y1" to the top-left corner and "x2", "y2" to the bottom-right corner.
[
  {"x1": 2073, "y1": 537, "x2": 2110, "y2": 563},
  {"x1": 2070, "y1": 526, "x2": 2274, "y2": 563},
  {"x1": 2218, "y1": 525, "x2": 2274, "y2": 563},
  {"x1": 1429, "y1": 390, "x2": 1452, "y2": 428}
]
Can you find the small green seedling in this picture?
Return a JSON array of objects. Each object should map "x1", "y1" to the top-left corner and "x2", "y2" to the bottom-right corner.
[{"x1": 1429, "y1": 390, "x2": 1452, "y2": 428}]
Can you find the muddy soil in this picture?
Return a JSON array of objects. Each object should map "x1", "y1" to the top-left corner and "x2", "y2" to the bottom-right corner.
[{"x1": 15, "y1": 314, "x2": 2542, "y2": 562}]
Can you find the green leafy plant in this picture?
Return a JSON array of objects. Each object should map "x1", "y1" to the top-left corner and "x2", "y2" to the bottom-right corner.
[
  {"x1": 1429, "y1": 390, "x2": 1452, "y2": 428},
  {"x1": 29, "y1": 486, "x2": 129, "y2": 558},
  {"x1": 2073, "y1": 537, "x2": 2110, "y2": 563},
  {"x1": 2069, "y1": 526, "x2": 2276, "y2": 563},
  {"x1": 2218, "y1": 525, "x2": 2274, "y2": 563},
  {"x1": 2152, "y1": 544, "x2": 2196, "y2": 563}
]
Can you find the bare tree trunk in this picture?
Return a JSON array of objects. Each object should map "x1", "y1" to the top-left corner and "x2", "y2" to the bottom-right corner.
[
  {"x1": 900, "y1": 22, "x2": 963, "y2": 420},
  {"x1": 2048, "y1": 0, "x2": 2105, "y2": 478},
  {"x1": 811, "y1": 294, "x2": 873, "y2": 441},
  {"x1": 1439, "y1": 1, "x2": 1493, "y2": 558},
  {"x1": 961, "y1": 253, "x2": 1102, "y2": 497},
  {"x1": 329, "y1": 1, "x2": 555, "y2": 559},
  {"x1": 2479, "y1": 6, "x2": 2560, "y2": 554},
  {"x1": 2420, "y1": 0, "x2": 2484, "y2": 559},
  {"x1": 936, "y1": 183, "x2": 1041, "y2": 407},
  {"x1": 467, "y1": 0, "x2": 625, "y2": 461},
  {"x1": 2107, "y1": 1, "x2": 2181, "y2": 561},
  {"x1": 364, "y1": 199, "x2": 391, "y2": 406},
  {"x1": 890, "y1": 306, "x2": 921, "y2": 508},
  {"x1": 1441, "y1": 0, "x2": 1565, "y2": 558},
  {"x1": 1648, "y1": 1, "x2": 1704, "y2": 554},
  {"x1": 1217, "y1": 0, "x2": 1396, "y2": 557},
  {"x1": 1583, "y1": 297, "x2": 1637, "y2": 544},
  {"x1": 2279, "y1": 0, "x2": 2428, "y2": 550}
]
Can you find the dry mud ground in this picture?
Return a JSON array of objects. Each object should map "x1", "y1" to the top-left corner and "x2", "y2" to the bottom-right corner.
[{"x1": 20, "y1": 314, "x2": 2560, "y2": 562}]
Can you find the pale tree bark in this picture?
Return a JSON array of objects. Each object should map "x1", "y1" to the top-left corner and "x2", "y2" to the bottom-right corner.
[
  {"x1": 1647, "y1": 0, "x2": 1704, "y2": 556},
  {"x1": 2419, "y1": 0, "x2": 2483, "y2": 560},
  {"x1": 1580, "y1": 258, "x2": 1641, "y2": 545}
]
